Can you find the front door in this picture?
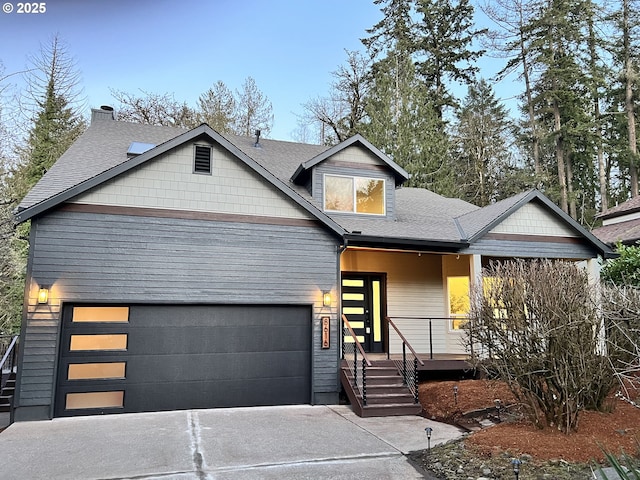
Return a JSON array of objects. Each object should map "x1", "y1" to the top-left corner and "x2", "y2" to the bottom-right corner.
[{"x1": 341, "y1": 274, "x2": 385, "y2": 353}]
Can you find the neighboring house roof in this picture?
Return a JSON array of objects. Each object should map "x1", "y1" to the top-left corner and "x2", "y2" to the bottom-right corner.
[
  {"x1": 592, "y1": 218, "x2": 640, "y2": 246},
  {"x1": 597, "y1": 195, "x2": 640, "y2": 220},
  {"x1": 15, "y1": 116, "x2": 613, "y2": 257}
]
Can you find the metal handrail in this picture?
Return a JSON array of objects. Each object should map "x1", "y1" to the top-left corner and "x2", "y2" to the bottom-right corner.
[
  {"x1": 385, "y1": 317, "x2": 426, "y2": 403},
  {"x1": 341, "y1": 314, "x2": 371, "y2": 405},
  {"x1": 0, "y1": 335, "x2": 19, "y2": 392},
  {"x1": 387, "y1": 318, "x2": 425, "y2": 366},
  {"x1": 342, "y1": 315, "x2": 372, "y2": 367}
]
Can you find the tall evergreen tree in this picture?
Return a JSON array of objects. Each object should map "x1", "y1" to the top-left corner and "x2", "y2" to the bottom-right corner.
[
  {"x1": 1, "y1": 37, "x2": 86, "y2": 333},
  {"x1": 19, "y1": 36, "x2": 86, "y2": 198},
  {"x1": 482, "y1": 0, "x2": 542, "y2": 175},
  {"x1": 609, "y1": 0, "x2": 640, "y2": 198},
  {"x1": 414, "y1": 0, "x2": 486, "y2": 119},
  {"x1": 453, "y1": 79, "x2": 516, "y2": 205},
  {"x1": 363, "y1": 54, "x2": 455, "y2": 193},
  {"x1": 526, "y1": 0, "x2": 592, "y2": 217}
]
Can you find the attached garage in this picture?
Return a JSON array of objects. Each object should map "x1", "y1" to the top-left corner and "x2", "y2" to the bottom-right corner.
[{"x1": 55, "y1": 304, "x2": 312, "y2": 417}]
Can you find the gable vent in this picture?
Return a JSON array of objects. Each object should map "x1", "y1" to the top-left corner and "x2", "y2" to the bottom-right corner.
[{"x1": 194, "y1": 145, "x2": 212, "y2": 174}]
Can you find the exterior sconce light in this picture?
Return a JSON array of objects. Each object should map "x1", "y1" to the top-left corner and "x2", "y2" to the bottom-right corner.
[
  {"x1": 38, "y1": 286, "x2": 49, "y2": 304},
  {"x1": 424, "y1": 426, "x2": 433, "y2": 454},
  {"x1": 322, "y1": 291, "x2": 331, "y2": 307},
  {"x1": 511, "y1": 458, "x2": 521, "y2": 480}
]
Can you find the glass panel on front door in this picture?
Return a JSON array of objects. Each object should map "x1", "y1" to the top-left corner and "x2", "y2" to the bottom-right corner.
[{"x1": 341, "y1": 275, "x2": 384, "y2": 353}]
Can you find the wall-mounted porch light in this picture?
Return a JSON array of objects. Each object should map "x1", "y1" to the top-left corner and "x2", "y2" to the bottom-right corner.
[
  {"x1": 322, "y1": 291, "x2": 331, "y2": 307},
  {"x1": 38, "y1": 286, "x2": 49, "y2": 304}
]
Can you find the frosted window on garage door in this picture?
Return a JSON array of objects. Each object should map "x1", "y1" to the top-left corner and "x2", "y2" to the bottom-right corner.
[
  {"x1": 65, "y1": 391, "x2": 124, "y2": 410},
  {"x1": 67, "y1": 363, "x2": 126, "y2": 380},
  {"x1": 70, "y1": 334, "x2": 127, "y2": 351},
  {"x1": 72, "y1": 306, "x2": 129, "y2": 323}
]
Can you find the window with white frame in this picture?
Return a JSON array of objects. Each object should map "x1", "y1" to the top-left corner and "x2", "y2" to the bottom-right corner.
[{"x1": 324, "y1": 174, "x2": 385, "y2": 215}]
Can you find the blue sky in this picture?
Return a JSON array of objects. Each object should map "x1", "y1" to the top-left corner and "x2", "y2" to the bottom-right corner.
[{"x1": 0, "y1": 0, "x2": 510, "y2": 141}]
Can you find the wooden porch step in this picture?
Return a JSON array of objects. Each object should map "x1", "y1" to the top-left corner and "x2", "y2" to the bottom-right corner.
[
  {"x1": 340, "y1": 360, "x2": 423, "y2": 418},
  {"x1": 359, "y1": 392, "x2": 417, "y2": 405},
  {"x1": 359, "y1": 403, "x2": 422, "y2": 417}
]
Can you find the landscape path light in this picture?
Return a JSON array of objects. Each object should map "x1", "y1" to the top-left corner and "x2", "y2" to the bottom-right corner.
[
  {"x1": 511, "y1": 458, "x2": 521, "y2": 480},
  {"x1": 424, "y1": 426, "x2": 433, "y2": 454},
  {"x1": 494, "y1": 398, "x2": 502, "y2": 421},
  {"x1": 453, "y1": 385, "x2": 458, "y2": 405}
]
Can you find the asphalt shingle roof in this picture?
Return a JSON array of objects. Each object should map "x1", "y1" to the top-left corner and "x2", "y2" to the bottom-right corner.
[
  {"x1": 16, "y1": 117, "x2": 610, "y2": 256},
  {"x1": 599, "y1": 195, "x2": 640, "y2": 219},
  {"x1": 592, "y1": 219, "x2": 640, "y2": 245}
]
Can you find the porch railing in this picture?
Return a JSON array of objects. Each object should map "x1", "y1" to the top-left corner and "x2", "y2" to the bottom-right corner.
[
  {"x1": 386, "y1": 317, "x2": 424, "y2": 403},
  {"x1": 386, "y1": 317, "x2": 473, "y2": 359},
  {"x1": 341, "y1": 314, "x2": 372, "y2": 406},
  {"x1": 0, "y1": 335, "x2": 19, "y2": 391}
]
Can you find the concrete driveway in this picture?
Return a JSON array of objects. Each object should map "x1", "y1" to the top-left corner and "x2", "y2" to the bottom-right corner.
[{"x1": 0, "y1": 405, "x2": 464, "y2": 479}]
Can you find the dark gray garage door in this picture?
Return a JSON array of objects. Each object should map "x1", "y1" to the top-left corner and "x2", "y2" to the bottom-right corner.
[{"x1": 55, "y1": 304, "x2": 311, "y2": 417}]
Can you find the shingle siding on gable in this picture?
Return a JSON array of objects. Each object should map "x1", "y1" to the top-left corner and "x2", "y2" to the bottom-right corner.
[
  {"x1": 490, "y1": 202, "x2": 578, "y2": 237},
  {"x1": 71, "y1": 141, "x2": 312, "y2": 220},
  {"x1": 328, "y1": 145, "x2": 386, "y2": 166},
  {"x1": 15, "y1": 210, "x2": 340, "y2": 419}
]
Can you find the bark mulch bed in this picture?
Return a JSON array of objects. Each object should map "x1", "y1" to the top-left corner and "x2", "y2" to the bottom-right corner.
[{"x1": 409, "y1": 379, "x2": 640, "y2": 479}]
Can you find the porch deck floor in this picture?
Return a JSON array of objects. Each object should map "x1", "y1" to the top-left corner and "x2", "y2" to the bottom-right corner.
[{"x1": 367, "y1": 353, "x2": 473, "y2": 372}]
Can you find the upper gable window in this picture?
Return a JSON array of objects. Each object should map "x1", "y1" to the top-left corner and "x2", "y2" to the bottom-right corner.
[
  {"x1": 324, "y1": 174, "x2": 385, "y2": 215},
  {"x1": 194, "y1": 145, "x2": 212, "y2": 174}
]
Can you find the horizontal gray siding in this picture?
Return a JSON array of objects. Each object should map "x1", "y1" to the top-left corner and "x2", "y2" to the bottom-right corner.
[
  {"x1": 17, "y1": 210, "x2": 340, "y2": 415},
  {"x1": 463, "y1": 238, "x2": 597, "y2": 259}
]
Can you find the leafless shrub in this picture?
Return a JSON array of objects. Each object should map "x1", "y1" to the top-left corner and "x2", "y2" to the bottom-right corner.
[
  {"x1": 601, "y1": 284, "x2": 640, "y2": 405},
  {"x1": 466, "y1": 259, "x2": 614, "y2": 434}
]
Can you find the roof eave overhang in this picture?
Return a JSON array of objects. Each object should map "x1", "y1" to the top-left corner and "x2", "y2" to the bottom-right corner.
[{"x1": 344, "y1": 233, "x2": 469, "y2": 252}]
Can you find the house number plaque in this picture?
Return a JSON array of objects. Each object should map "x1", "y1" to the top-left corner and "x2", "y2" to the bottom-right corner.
[{"x1": 321, "y1": 316, "x2": 330, "y2": 349}]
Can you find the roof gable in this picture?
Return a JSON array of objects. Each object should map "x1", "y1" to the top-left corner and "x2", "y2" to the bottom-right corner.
[
  {"x1": 14, "y1": 123, "x2": 345, "y2": 236},
  {"x1": 290, "y1": 134, "x2": 409, "y2": 187},
  {"x1": 456, "y1": 189, "x2": 613, "y2": 257},
  {"x1": 71, "y1": 139, "x2": 314, "y2": 220}
]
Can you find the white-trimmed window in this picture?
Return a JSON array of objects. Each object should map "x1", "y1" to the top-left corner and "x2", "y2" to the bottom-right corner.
[
  {"x1": 447, "y1": 276, "x2": 470, "y2": 330},
  {"x1": 324, "y1": 174, "x2": 385, "y2": 215}
]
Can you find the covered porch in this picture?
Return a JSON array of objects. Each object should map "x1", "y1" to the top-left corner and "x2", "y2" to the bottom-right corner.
[{"x1": 339, "y1": 246, "x2": 477, "y2": 369}]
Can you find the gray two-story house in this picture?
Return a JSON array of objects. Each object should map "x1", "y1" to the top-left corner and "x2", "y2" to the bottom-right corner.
[{"x1": 12, "y1": 107, "x2": 612, "y2": 421}]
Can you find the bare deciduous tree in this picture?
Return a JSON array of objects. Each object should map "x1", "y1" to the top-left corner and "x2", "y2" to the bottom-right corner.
[
  {"x1": 234, "y1": 76, "x2": 273, "y2": 137},
  {"x1": 467, "y1": 259, "x2": 614, "y2": 433},
  {"x1": 110, "y1": 89, "x2": 197, "y2": 128}
]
